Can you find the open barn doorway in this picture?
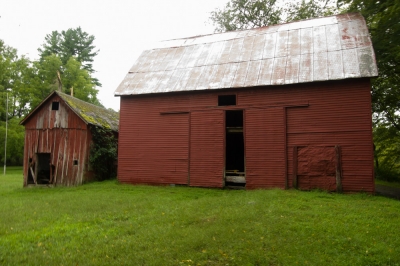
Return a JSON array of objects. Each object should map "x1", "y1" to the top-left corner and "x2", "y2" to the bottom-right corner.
[
  {"x1": 225, "y1": 110, "x2": 245, "y2": 187},
  {"x1": 36, "y1": 153, "x2": 52, "y2": 184}
]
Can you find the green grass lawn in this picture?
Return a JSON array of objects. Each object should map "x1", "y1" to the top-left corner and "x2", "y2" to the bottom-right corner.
[{"x1": 1, "y1": 167, "x2": 400, "y2": 265}]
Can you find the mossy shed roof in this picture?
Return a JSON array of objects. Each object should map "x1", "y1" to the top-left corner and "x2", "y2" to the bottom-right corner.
[{"x1": 21, "y1": 91, "x2": 119, "y2": 132}]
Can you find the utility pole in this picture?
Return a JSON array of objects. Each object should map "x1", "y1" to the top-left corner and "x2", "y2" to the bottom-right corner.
[{"x1": 4, "y1": 90, "x2": 8, "y2": 175}]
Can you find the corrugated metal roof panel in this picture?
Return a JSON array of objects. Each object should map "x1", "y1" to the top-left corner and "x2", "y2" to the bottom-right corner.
[
  {"x1": 328, "y1": 50, "x2": 344, "y2": 80},
  {"x1": 245, "y1": 60, "x2": 262, "y2": 87},
  {"x1": 299, "y1": 53, "x2": 313, "y2": 83},
  {"x1": 271, "y1": 57, "x2": 287, "y2": 85},
  {"x1": 285, "y1": 55, "x2": 300, "y2": 84},
  {"x1": 263, "y1": 32, "x2": 277, "y2": 59},
  {"x1": 115, "y1": 13, "x2": 378, "y2": 96},
  {"x1": 257, "y1": 58, "x2": 274, "y2": 85}
]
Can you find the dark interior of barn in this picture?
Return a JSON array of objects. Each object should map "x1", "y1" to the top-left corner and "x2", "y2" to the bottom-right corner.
[{"x1": 225, "y1": 110, "x2": 245, "y2": 187}]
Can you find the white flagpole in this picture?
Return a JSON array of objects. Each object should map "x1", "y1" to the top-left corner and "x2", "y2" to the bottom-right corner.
[{"x1": 4, "y1": 91, "x2": 8, "y2": 175}]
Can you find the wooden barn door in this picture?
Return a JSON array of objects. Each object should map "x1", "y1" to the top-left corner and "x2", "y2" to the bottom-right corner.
[
  {"x1": 189, "y1": 110, "x2": 224, "y2": 187},
  {"x1": 292, "y1": 146, "x2": 338, "y2": 191},
  {"x1": 245, "y1": 107, "x2": 286, "y2": 189}
]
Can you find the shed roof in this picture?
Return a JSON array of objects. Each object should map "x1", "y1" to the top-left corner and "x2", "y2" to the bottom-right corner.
[
  {"x1": 115, "y1": 13, "x2": 378, "y2": 96},
  {"x1": 21, "y1": 91, "x2": 119, "y2": 132}
]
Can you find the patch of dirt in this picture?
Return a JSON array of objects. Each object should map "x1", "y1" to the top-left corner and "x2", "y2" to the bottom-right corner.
[{"x1": 375, "y1": 184, "x2": 400, "y2": 200}]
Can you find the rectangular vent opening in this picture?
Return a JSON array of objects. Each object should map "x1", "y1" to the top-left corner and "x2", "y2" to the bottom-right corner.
[
  {"x1": 52, "y1": 102, "x2": 59, "y2": 110},
  {"x1": 218, "y1": 95, "x2": 236, "y2": 106}
]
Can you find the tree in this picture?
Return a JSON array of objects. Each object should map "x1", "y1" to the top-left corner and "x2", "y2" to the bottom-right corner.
[
  {"x1": 209, "y1": 0, "x2": 340, "y2": 32},
  {"x1": 35, "y1": 27, "x2": 102, "y2": 106},
  {"x1": 210, "y1": 0, "x2": 282, "y2": 32},
  {"x1": 29, "y1": 54, "x2": 63, "y2": 108},
  {"x1": 38, "y1": 27, "x2": 99, "y2": 75},
  {"x1": 0, "y1": 40, "x2": 33, "y2": 120},
  {"x1": 373, "y1": 124, "x2": 400, "y2": 182},
  {"x1": 62, "y1": 57, "x2": 100, "y2": 105},
  {"x1": 0, "y1": 118, "x2": 25, "y2": 166},
  {"x1": 89, "y1": 127, "x2": 118, "y2": 181},
  {"x1": 284, "y1": 0, "x2": 339, "y2": 22}
]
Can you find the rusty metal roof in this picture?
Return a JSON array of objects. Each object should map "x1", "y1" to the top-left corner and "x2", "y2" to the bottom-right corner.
[
  {"x1": 115, "y1": 13, "x2": 378, "y2": 96},
  {"x1": 21, "y1": 91, "x2": 119, "y2": 131}
]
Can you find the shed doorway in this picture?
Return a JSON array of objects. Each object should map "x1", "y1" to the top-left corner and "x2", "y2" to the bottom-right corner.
[
  {"x1": 36, "y1": 153, "x2": 52, "y2": 184},
  {"x1": 225, "y1": 110, "x2": 245, "y2": 187}
]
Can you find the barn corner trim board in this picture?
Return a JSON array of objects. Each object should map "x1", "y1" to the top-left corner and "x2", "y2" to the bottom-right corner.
[{"x1": 115, "y1": 13, "x2": 377, "y2": 193}]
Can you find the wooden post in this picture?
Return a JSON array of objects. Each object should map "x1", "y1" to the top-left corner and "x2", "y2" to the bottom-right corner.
[
  {"x1": 335, "y1": 145, "x2": 343, "y2": 193},
  {"x1": 30, "y1": 166, "x2": 37, "y2": 184},
  {"x1": 293, "y1": 146, "x2": 298, "y2": 189}
]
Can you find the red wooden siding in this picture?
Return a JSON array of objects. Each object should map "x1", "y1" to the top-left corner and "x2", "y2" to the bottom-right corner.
[
  {"x1": 189, "y1": 110, "x2": 224, "y2": 187},
  {"x1": 22, "y1": 95, "x2": 91, "y2": 186},
  {"x1": 118, "y1": 78, "x2": 374, "y2": 192},
  {"x1": 118, "y1": 95, "x2": 191, "y2": 185},
  {"x1": 285, "y1": 79, "x2": 374, "y2": 193},
  {"x1": 245, "y1": 107, "x2": 285, "y2": 189}
]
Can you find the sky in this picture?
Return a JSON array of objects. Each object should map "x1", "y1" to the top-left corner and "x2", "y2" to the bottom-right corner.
[{"x1": 0, "y1": 0, "x2": 228, "y2": 111}]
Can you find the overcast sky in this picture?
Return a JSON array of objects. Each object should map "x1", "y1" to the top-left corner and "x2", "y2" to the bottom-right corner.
[{"x1": 0, "y1": 0, "x2": 228, "y2": 110}]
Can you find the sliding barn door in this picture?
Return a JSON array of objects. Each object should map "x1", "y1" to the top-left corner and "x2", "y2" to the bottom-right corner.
[
  {"x1": 245, "y1": 107, "x2": 286, "y2": 189},
  {"x1": 189, "y1": 110, "x2": 224, "y2": 187}
]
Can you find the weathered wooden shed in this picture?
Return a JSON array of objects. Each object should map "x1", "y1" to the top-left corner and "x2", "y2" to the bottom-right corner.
[
  {"x1": 20, "y1": 91, "x2": 119, "y2": 186},
  {"x1": 115, "y1": 13, "x2": 378, "y2": 192}
]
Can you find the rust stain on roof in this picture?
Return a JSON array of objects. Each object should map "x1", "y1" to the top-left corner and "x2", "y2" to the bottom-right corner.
[{"x1": 115, "y1": 13, "x2": 378, "y2": 96}]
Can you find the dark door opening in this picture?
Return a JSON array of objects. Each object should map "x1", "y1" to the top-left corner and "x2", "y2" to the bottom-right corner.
[
  {"x1": 36, "y1": 153, "x2": 51, "y2": 184},
  {"x1": 225, "y1": 110, "x2": 245, "y2": 187}
]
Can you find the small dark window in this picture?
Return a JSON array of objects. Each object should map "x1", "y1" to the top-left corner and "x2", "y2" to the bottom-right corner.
[
  {"x1": 218, "y1": 95, "x2": 236, "y2": 106},
  {"x1": 73, "y1": 160, "x2": 78, "y2": 166},
  {"x1": 52, "y1": 102, "x2": 59, "y2": 110}
]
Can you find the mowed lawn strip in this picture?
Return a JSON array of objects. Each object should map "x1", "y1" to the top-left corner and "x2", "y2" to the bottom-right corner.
[{"x1": 1, "y1": 167, "x2": 399, "y2": 265}]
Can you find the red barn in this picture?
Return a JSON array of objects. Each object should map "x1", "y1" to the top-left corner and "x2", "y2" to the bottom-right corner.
[
  {"x1": 115, "y1": 13, "x2": 377, "y2": 192},
  {"x1": 20, "y1": 91, "x2": 119, "y2": 186}
]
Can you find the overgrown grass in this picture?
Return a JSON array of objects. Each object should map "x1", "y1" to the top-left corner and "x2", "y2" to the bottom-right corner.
[{"x1": 1, "y1": 167, "x2": 400, "y2": 265}]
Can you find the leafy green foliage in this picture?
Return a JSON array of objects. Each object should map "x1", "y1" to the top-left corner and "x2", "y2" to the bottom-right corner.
[
  {"x1": 284, "y1": 0, "x2": 340, "y2": 22},
  {"x1": 1, "y1": 171, "x2": 400, "y2": 265},
  {"x1": 29, "y1": 54, "x2": 63, "y2": 108},
  {"x1": 35, "y1": 27, "x2": 102, "y2": 104},
  {"x1": 209, "y1": 0, "x2": 340, "y2": 32},
  {"x1": 373, "y1": 125, "x2": 400, "y2": 182},
  {"x1": 38, "y1": 27, "x2": 99, "y2": 75},
  {"x1": 1, "y1": 31, "x2": 102, "y2": 115},
  {"x1": 210, "y1": 0, "x2": 282, "y2": 32},
  {"x1": 0, "y1": 40, "x2": 32, "y2": 120},
  {"x1": 89, "y1": 126, "x2": 117, "y2": 181},
  {"x1": 0, "y1": 118, "x2": 25, "y2": 166},
  {"x1": 62, "y1": 57, "x2": 100, "y2": 106}
]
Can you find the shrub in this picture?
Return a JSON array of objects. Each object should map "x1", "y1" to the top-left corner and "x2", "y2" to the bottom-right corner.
[{"x1": 89, "y1": 126, "x2": 117, "y2": 181}]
